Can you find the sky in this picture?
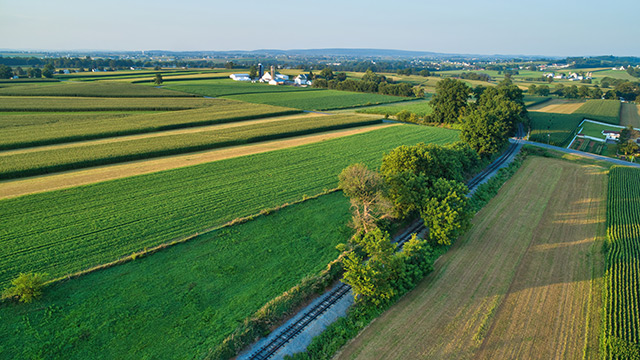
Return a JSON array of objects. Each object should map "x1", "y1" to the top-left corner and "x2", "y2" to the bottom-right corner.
[{"x1": 1, "y1": 0, "x2": 639, "y2": 57}]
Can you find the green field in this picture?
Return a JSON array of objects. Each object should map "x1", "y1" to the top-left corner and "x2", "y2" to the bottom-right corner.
[
  {"x1": 0, "y1": 192, "x2": 351, "y2": 360},
  {"x1": 0, "y1": 125, "x2": 460, "y2": 287},
  {"x1": 578, "y1": 120, "x2": 623, "y2": 140},
  {"x1": 224, "y1": 89, "x2": 409, "y2": 110},
  {"x1": 604, "y1": 167, "x2": 640, "y2": 359},
  {"x1": 0, "y1": 114, "x2": 381, "y2": 179},
  {"x1": 0, "y1": 100, "x2": 300, "y2": 150},
  {"x1": 529, "y1": 112, "x2": 584, "y2": 146},
  {"x1": 356, "y1": 99, "x2": 433, "y2": 117},
  {"x1": 575, "y1": 99, "x2": 622, "y2": 124},
  {"x1": 0, "y1": 81, "x2": 196, "y2": 97},
  {"x1": 0, "y1": 96, "x2": 217, "y2": 112}
]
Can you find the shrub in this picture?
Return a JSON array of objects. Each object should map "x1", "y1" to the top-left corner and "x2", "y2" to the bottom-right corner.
[{"x1": 2, "y1": 272, "x2": 47, "y2": 303}]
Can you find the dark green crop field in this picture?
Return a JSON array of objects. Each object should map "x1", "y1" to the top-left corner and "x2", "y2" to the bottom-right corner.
[
  {"x1": 0, "y1": 96, "x2": 216, "y2": 112},
  {"x1": 0, "y1": 81, "x2": 196, "y2": 97},
  {"x1": 0, "y1": 125, "x2": 459, "y2": 287},
  {"x1": 0, "y1": 192, "x2": 350, "y2": 360},
  {"x1": 0, "y1": 100, "x2": 299, "y2": 150},
  {"x1": 574, "y1": 99, "x2": 621, "y2": 125},
  {"x1": 0, "y1": 114, "x2": 381, "y2": 179},
  {"x1": 529, "y1": 112, "x2": 583, "y2": 146}
]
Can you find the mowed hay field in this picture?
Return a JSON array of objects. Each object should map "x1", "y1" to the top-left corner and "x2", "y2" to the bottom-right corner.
[
  {"x1": 528, "y1": 99, "x2": 585, "y2": 114},
  {"x1": 620, "y1": 102, "x2": 640, "y2": 127},
  {"x1": 337, "y1": 156, "x2": 607, "y2": 360}
]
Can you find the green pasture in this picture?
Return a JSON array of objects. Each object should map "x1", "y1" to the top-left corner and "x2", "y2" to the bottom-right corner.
[
  {"x1": 0, "y1": 125, "x2": 460, "y2": 287},
  {"x1": 0, "y1": 192, "x2": 350, "y2": 360},
  {"x1": 0, "y1": 100, "x2": 299, "y2": 150},
  {"x1": 356, "y1": 99, "x2": 433, "y2": 117},
  {"x1": 574, "y1": 99, "x2": 621, "y2": 124},
  {"x1": 0, "y1": 81, "x2": 195, "y2": 97},
  {"x1": 0, "y1": 114, "x2": 382, "y2": 179},
  {"x1": 578, "y1": 120, "x2": 622, "y2": 140}
]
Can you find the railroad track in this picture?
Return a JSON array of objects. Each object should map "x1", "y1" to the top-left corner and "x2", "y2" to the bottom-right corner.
[{"x1": 246, "y1": 128, "x2": 524, "y2": 359}]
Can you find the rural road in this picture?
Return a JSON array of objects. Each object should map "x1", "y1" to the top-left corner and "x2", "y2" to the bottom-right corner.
[{"x1": 521, "y1": 140, "x2": 640, "y2": 168}]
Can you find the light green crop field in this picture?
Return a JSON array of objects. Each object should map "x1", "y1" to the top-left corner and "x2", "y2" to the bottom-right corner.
[
  {"x1": 0, "y1": 125, "x2": 460, "y2": 287},
  {"x1": 0, "y1": 114, "x2": 381, "y2": 179},
  {"x1": 0, "y1": 100, "x2": 299, "y2": 149},
  {"x1": 0, "y1": 81, "x2": 195, "y2": 97},
  {"x1": 523, "y1": 95, "x2": 552, "y2": 107},
  {"x1": 0, "y1": 96, "x2": 217, "y2": 112},
  {"x1": 224, "y1": 90, "x2": 410, "y2": 110},
  {"x1": 575, "y1": 99, "x2": 622, "y2": 124},
  {"x1": 591, "y1": 69, "x2": 638, "y2": 81},
  {"x1": 356, "y1": 100, "x2": 433, "y2": 117},
  {"x1": 0, "y1": 192, "x2": 351, "y2": 360}
]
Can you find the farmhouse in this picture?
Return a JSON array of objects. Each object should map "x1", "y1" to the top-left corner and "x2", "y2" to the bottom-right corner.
[
  {"x1": 603, "y1": 130, "x2": 621, "y2": 142},
  {"x1": 294, "y1": 74, "x2": 312, "y2": 86},
  {"x1": 230, "y1": 73, "x2": 251, "y2": 81}
]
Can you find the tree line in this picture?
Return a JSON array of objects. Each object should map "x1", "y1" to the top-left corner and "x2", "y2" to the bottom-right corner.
[{"x1": 312, "y1": 69, "x2": 424, "y2": 97}]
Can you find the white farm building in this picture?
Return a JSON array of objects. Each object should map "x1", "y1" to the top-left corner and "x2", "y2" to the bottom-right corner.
[{"x1": 230, "y1": 73, "x2": 252, "y2": 81}]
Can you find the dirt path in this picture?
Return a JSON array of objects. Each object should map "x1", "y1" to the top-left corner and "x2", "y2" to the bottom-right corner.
[
  {"x1": 620, "y1": 102, "x2": 640, "y2": 127},
  {"x1": 335, "y1": 157, "x2": 606, "y2": 360},
  {"x1": 0, "y1": 123, "x2": 397, "y2": 199},
  {"x1": 529, "y1": 99, "x2": 585, "y2": 114},
  {"x1": 0, "y1": 112, "x2": 324, "y2": 156}
]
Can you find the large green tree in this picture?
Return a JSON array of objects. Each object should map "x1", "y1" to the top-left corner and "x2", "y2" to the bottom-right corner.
[
  {"x1": 420, "y1": 178, "x2": 472, "y2": 246},
  {"x1": 429, "y1": 78, "x2": 471, "y2": 123},
  {"x1": 339, "y1": 164, "x2": 393, "y2": 233}
]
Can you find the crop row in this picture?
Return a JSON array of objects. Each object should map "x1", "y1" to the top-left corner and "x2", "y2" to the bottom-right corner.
[
  {"x1": 0, "y1": 125, "x2": 460, "y2": 287},
  {"x1": 604, "y1": 166, "x2": 640, "y2": 359},
  {"x1": 0, "y1": 81, "x2": 196, "y2": 97},
  {"x1": 0, "y1": 114, "x2": 382, "y2": 179},
  {"x1": 575, "y1": 99, "x2": 621, "y2": 125},
  {"x1": 0, "y1": 99, "x2": 300, "y2": 150},
  {"x1": 529, "y1": 112, "x2": 584, "y2": 146},
  {"x1": 0, "y1": 96, "x2": 217, "y2": 112}
]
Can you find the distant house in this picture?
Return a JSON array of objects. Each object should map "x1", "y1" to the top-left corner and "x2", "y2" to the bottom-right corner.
[
  {"x1": 230, "y1": 73, "x2": 251, "y2": 81},
  {"x1": 603, "y1": 130, "x2": 621, "y2": 142},
  {"x1": 294, "y1": 74, "x2": 312, "y2": 86},
  {"x1": 554, "y1": 73, "x2": 565, "y2": 79}
]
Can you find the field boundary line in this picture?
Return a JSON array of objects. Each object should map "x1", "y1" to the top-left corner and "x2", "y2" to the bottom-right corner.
[{"x1": 32, "y1": 189, "x2": 340, "y2": 288}]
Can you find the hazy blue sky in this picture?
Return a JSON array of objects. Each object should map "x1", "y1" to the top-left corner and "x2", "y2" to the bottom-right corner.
[{"x1": 1, "y1": 0, "x2": 638, "y2": 56}]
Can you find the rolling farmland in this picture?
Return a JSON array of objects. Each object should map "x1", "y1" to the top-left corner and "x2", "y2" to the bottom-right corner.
[
  {"x1": 0, "y1": 125, "x2": 460, "y2": 287},
  {"x1": 0, "y1": 96, "x2": 216, "y2": 112},
  {"x1": 356, "y1": 100, "x2": 433, "y2": 117},
  {"x1": 0, "y1": 192, "x2": 351, "y2": 360},
  {"x1": 604, "y1": 167, "x2": 640, "y2": 359},
  {"x1": 0, "y1": 100, "x2": 300, "y2": 149},
  {"x1": 0, "y1": 81, "x2": 196, "y2": 97},
  {"x1": 337, "y1": 156, "x2": 607, "y2": 360},
  {"x1": 0, "y1": 114, "x2": 381, "y2": 179},
  {"x1": 223, "y1": 90, "x2": 411, "y2": 110}
]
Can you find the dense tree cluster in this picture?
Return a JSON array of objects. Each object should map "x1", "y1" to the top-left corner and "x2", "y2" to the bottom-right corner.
[
  {"x1": 340, "y1": 141, "x2": 479, "y2": 304},
  {"x1": 428, "y1": 78, "x2": 472, "y2": 123},
  {"x1": 456, "y1": 72, "x2": 491, "y2": 82},
  {"x1": 312, "y1": 69, "x2": 423, "y2": 97}
]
